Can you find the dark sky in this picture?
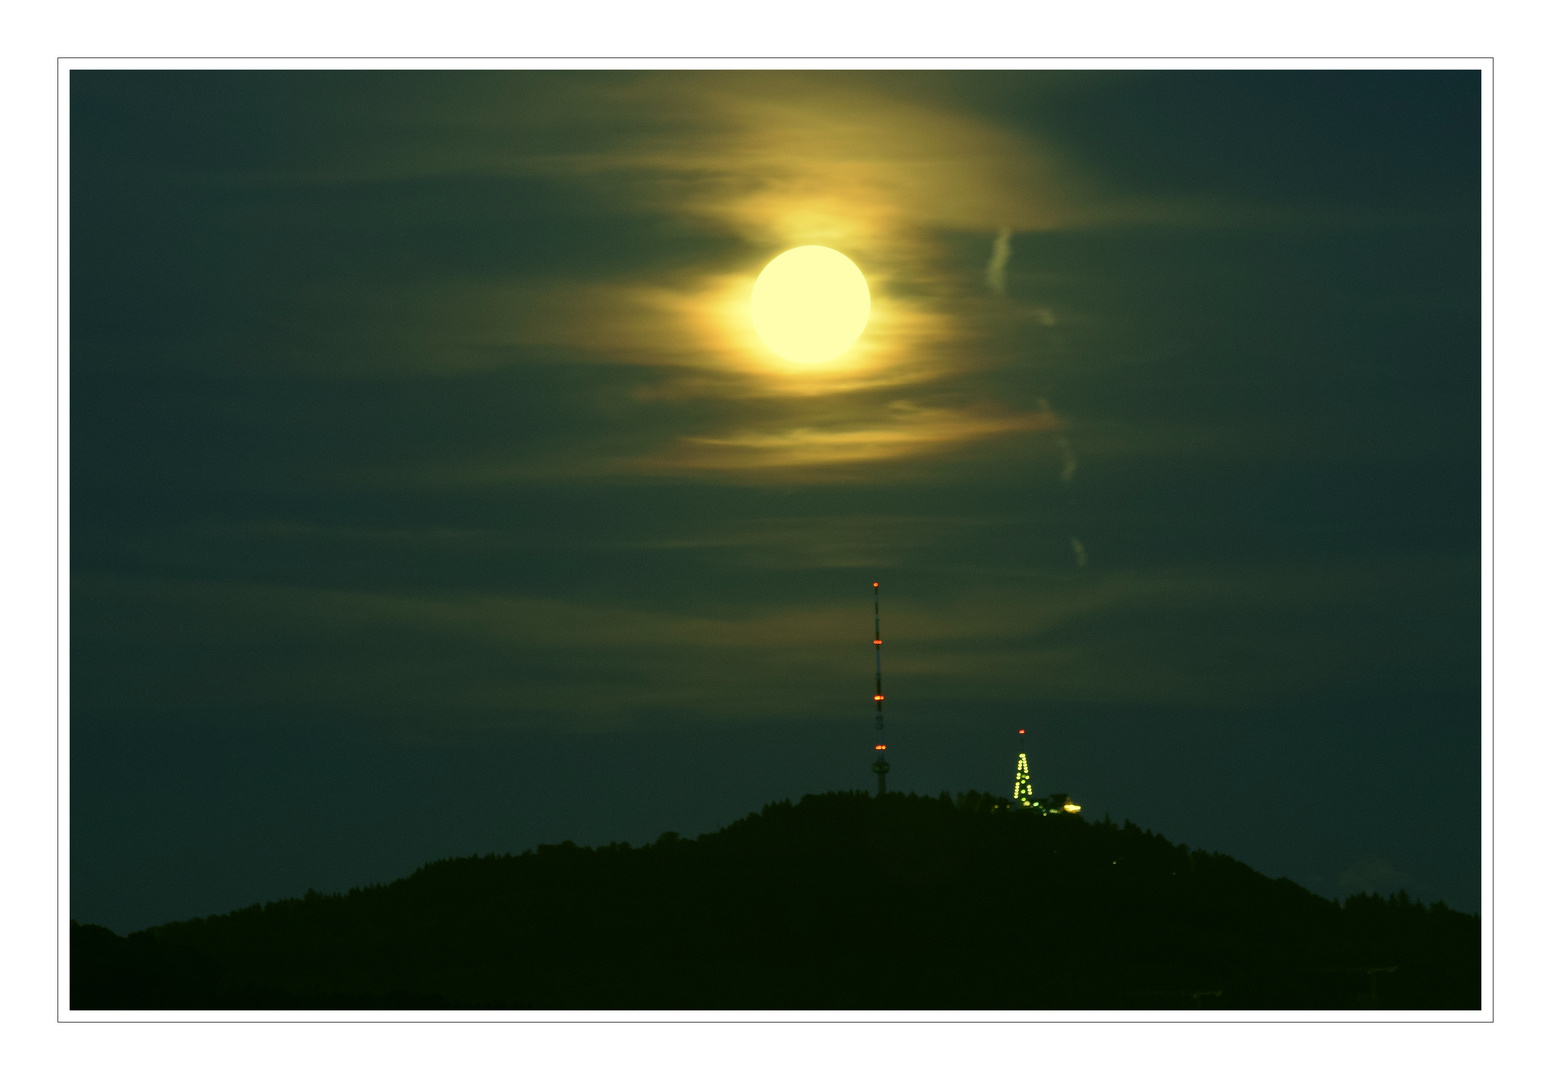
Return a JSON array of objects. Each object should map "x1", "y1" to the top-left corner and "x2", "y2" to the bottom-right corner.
[{"x1": 69, "y1": 69, "x2": 1481, "y2": 932}]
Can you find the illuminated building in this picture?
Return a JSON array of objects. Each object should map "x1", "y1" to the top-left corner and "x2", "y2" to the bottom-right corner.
[{"x1": 1034, "y1": 793, "x2": 1083, "y2": 816}]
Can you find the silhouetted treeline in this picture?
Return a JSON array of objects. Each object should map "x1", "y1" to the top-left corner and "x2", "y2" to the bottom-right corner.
[{"x1": 72, "y1": 791, "x2": 1479, "y2": 1010}]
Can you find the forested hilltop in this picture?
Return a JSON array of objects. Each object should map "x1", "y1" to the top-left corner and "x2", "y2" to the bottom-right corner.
[{"x1": 72, "y1": 791, "x2": 1479, "y2": 1010}]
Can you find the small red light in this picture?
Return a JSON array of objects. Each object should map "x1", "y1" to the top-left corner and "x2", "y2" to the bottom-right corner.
[
  {"x1": 874, "y1": 744, "x2": 887, "y2": 751},
  {"x1": 873, "y1": 639, "x2": 882, "y2": 645},
  {"x1": 873, "y1": 694, "x2": 884, "y2": 701},
  {"x1": 872, "y1": 582, "x2": 879, "y2": 587},
  {"x1": 1018, "y1": 728, "x2": 1025, "y2": 734}
]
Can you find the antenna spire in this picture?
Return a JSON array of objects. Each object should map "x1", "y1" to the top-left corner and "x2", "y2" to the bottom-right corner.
[{"x1": 871, "y1": 580, "x2": 890, "y2": 796}]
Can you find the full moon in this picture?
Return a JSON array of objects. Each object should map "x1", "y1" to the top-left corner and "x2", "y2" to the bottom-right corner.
[{"x1": 750, "y1": 246, "x2": 870, "y2": 364}]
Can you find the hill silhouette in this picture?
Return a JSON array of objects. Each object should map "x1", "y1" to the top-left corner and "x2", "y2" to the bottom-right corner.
[{"x1": 71, "y1": 791, "x2": 1480, "y2": 1010}]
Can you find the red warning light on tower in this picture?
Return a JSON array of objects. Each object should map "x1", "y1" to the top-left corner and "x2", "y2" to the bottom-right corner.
[
  {"x1": 870, "y1": 581, "x2": 891, "y2": 797},
  {"x1": 1018, "y1": 728, "x2": 1026, "y2": 735}
]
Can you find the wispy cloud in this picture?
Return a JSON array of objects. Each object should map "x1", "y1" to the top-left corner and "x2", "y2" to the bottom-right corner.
[
  {"x1": 986, "y1": 227, "x2": 1013, "y2": 296},
  {"x1": 1069, "y1": 536, "x2": 1088, "y2": 567},
  {"x1": 143, "y1": 74, "x2": 1149, "y2": 489},
  {"x1": 74, "y1": 547, "x2": 1479, "y2": 735},
  {"x1": 627, "y1": 403, "x2": 1062, "y2": 477},
  {"x1": 616, "y1": 514, "x2": 986, "y2": 569},
  {"x1": 1054, "y1": 433, "x2": 1078, "y2": 484}
]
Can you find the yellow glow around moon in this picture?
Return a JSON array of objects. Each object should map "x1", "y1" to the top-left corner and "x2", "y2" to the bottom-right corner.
[{"x1": 750, "y1": 246, "x2": 870, "y2": 363}]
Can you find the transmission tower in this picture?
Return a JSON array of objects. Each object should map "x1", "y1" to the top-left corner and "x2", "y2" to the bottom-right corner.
[
  {"x1": 871, "y1": 581, "x2": 890, "y2": 796},
  {"x1": 1013, "y1": 726, "x2": 1083, "y2": 815},
  {"x1": 1013, "y1": 727, "x2": 1035, "y2": 807}
]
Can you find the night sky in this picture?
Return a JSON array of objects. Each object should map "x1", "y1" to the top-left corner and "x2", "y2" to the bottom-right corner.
[{"x1": 69, "y1": 69, "x2": 1481, "y2": 933}]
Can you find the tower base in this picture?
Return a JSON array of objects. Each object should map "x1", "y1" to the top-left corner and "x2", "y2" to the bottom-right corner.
[{"x1": 871, "y1": 757, "x2": 890, "y2": 796}]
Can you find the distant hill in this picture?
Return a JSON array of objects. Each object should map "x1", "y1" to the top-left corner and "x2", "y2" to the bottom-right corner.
[{"x1": 71, "y1": 791, "x2": 1479, "y2": 1010}]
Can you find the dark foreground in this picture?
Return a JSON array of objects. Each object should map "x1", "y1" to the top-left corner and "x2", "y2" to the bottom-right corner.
[{"x1": 72, "y1": 791, "x2": 1480, "y2": 1010}]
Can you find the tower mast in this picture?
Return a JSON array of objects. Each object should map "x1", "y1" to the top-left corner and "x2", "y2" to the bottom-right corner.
[
  {"x1": 871, "y1": 581, "x2": 890, "y2": 796},
  {"x1": 1013, "y1": 727, "x2": 1034, "y2": 807}
]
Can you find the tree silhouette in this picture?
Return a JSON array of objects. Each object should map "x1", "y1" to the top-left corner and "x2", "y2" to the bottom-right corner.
[{"x1": 71, "y1": 791, "x2": 1480, "y2": 1010}]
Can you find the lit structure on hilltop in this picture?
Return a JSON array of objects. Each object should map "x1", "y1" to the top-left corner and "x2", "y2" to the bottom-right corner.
[
  {"x1": 1012, "y1": 726, "x2": 1081, "y2": 816},
  {"x1": 871, "y1": 581, "x2": 890, "y2": 796},
  {"x1": 1013, "y1": 750, "x2": 1035, "y2": 806}
]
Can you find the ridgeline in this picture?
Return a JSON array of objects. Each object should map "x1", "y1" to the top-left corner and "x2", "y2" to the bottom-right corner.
[{"x1": 71, "y1": 791, "x2": 1480, "y2": 1010}]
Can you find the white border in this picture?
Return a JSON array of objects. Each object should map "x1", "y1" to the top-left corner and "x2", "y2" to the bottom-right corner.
[{"x1": 53, "y1": 56, "x2": 1493, "y2": 1032}]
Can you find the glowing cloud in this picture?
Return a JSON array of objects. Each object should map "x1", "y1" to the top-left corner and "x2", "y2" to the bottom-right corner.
[{"x1": 632, "y1": 403, "x2": 1062, "y2": 476}]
